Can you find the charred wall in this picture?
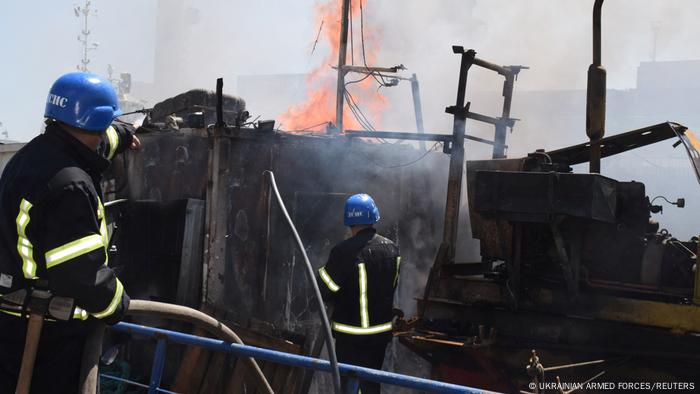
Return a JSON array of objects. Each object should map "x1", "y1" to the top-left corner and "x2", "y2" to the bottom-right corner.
[
  {"x1": 115, "y1": 127, "x2": 450, "y2": 341},
  {"x1": 203, "y1": 129, "x2": 449, "y2": 338}
]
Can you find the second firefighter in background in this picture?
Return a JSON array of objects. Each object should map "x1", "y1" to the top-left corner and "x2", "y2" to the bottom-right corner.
[{"x1": 318, "y1": 193, "x2": 400, "y2": 394}]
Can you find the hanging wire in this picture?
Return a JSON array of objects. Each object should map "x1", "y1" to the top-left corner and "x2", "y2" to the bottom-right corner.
[
  {"x1": 298, "y1": 121, "x2": 331, "y2": 132},
  {"x1": 359, "y1": 0, "x2": 389, "y2": 88},
  {"x1": 310, "y1": 20, "x2": 324, "y2": 58},
  {"x1": 358, "y1": 142, "x2": 441, "y2": 169},
  {"x1": 345, "y1": 73, "x2": 373, "y2": 86},
  {"x1": 344, "y1": 89, "x2": 377, "y2": 132}
]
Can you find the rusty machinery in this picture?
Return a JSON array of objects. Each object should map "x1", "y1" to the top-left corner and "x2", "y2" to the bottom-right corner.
[{"x1": 402, "y1": 0, "x2": 700, "y2": 391}]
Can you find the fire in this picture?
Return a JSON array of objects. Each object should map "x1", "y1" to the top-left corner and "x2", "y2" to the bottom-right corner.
[{"x1": 279, "y1": 0, "x2": 388, "y2": 132}]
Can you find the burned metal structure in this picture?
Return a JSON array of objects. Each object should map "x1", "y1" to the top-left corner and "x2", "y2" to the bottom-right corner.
[
  {"x1": 398, "y1": 1, "x2": 700, "y2": 392},
  {"x1": 99, "y1": 2, "x2": 700, "y2": 392},
  {"x1": 104, "y1": 87, "x2": 452, "y2": 391},
  {"x1": 102, "y1": 44, "x2": 533, "y2": 391}
]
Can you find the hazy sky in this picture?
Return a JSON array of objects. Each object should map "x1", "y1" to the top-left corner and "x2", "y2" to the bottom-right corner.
[{"x1": 1, "y1": 0, "x2": 698, "y2": 142}]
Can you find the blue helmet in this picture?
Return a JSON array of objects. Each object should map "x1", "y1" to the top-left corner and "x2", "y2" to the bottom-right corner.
[
  {"x1": 44, "y1": 72, "x2": 122, "y2": 132},
  {"x1": 344, "y1": 193, "x2": 380, "y2": 226}
]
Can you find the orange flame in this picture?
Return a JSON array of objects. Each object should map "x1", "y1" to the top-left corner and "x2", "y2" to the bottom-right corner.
[{"x1": 279, "y1": 0, "x2": 388, "y2": 132}]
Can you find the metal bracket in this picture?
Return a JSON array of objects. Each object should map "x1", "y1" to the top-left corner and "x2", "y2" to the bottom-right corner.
[{"x1": 445, "y1": 101, "x2": 471, "y2": 120}]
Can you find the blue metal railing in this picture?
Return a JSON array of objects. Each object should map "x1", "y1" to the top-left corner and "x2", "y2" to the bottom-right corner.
[{"x1": 105, "y1": 321, "x2": 498, "y2": 394}]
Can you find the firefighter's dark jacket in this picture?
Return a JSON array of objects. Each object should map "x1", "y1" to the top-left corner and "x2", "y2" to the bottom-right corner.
[
  {"x1": 0, "y1": 122, "x2": 133, "y2": 325},
  {"x1": 318, "y1": 227, "x2": 400, "y2": 339}
]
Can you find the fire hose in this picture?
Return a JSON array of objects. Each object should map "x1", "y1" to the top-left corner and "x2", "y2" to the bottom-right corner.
[
  {"x1": 263, "y1": 170, "x2": 342, "y2": 394},
  {"x1": 7, "y1": 295, "x2": 273, "y2": 393},
  {"x1": 13, "y1": 171, "x2": 339, "y2": 393},
  {"x1": 78, "y1": 300, "x2": 274, "y2": 394}
]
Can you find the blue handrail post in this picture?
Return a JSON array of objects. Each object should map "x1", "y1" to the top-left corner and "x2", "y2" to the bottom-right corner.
[
  {"x1": 345, "y1": 378, "x2": 359, "y2": 394},
  {"x1": 148, "y1": 338, "x2": 168, "y2": 394}
]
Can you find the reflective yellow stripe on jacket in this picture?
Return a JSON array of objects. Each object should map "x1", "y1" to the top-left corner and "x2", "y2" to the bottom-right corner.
[
  {"x1": 394, "y1": 256, "x2": 401, "y2": 287},
  {"x1": 45, "y1": 234, "x2": 104, "y2": 269},
  {"x1": 15, "y1": 199, "x2": 37, "y2": 279},
  {"x1": 97, "y1": 198, "x2": 109, "y2": 264},
  {"x1": 330, "y1": 262, "x2": 393, "y2": 336},
  {"x1": 358, "y1": 263, "x2": 369, "y2": 328},
  {"x1": 105, "y1": 126, "x2": 119, "y2": 160},
  {"x1": 319, "y1": 266, "x2": 340, "y2": 292}
]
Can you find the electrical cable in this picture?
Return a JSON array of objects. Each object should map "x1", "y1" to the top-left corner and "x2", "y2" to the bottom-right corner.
[
  {"x1": 359, "y1": 0, "x2": 389, "y2": 88},
  {"x1": 650, "y1": 195, "x2": 676, "y2": 206},
  {"x1": 359, "y1": 142, "x2": 441, "y2": 169},
  {"x1": 346, "y1": 97, "x2": 372, "y2": 131},
  {"x1": 346, "y1": 96, "x2": 376, "y2": 133},
  {"x1": 345, "y1": 73, "x2": 373, "y2": 86},
  {"x1": 344, "y1": 91, "x2": 374, "y2": 131},
  {"x1": 310, "y1": 20, "x2": 324, "y2": 58},
  {"x1": 343, "y1": 92, "x2": 367, "y2": 130},
  {"x1": 262, "y1": 171, "x2": 342, "y2": 394},
  {"x1": 298, "y1": 121, "x2": 331, "y2": 132},
  {"x1": 344, "y1": 89, "x2": 376, "y2": 131}
]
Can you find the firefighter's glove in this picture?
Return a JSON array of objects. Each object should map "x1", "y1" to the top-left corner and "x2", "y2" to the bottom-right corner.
[{"x1": 111, "y1": 123, "x2": 136, "y2": 155}]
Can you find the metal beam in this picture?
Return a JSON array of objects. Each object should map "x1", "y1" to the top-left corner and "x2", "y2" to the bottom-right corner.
[
  {"x1": 345, "y1": 130, "x2": 500, "y2": 147},
  {"x1": 334, "y1": 0, "x2": 351, "y2": 133},
  {"x1": 338, "y1": 64, "x2": 405, "y2": 74},
  {"x1": 410, "y1": 74, "x2": 427, "y2": 151}
]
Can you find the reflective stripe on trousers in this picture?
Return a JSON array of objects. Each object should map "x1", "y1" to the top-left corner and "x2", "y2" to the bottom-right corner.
[{"x1": 332, "y1": 321, "x2": 393, "y2": 335}]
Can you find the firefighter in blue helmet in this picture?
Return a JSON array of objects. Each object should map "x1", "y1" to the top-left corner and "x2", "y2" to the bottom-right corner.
[
  {"x1": 318, "y1": 193, "x2": 401, "y2": 394},
  {"x1": 0, "y1": 72, "x2": 139, "y2": 393}
]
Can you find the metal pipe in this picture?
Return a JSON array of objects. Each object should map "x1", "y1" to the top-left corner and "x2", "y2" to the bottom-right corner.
[
  {"x1": 216, "y1": 78, "x2": 224, "y2": 127},
  {"x1": 693, "y1": 239, "x2": 699, "y2": 305},
  {"x1": 345, "y1": 130, "x2": 499, "y2": 146},
  {"x1": 339, "y1": 64, "x2": 403, "y2": 74},
  {"x1": 442, "y1": 48, "x2": 475, "y2": 263},
  {"x1": 593, "y1": 0, "x2": 603, "y2": 65},
  {"x1": 410, "y1": 74, "x2": 427, "y2": 151},
  {"x1": 586, "y1": 0, "x2": 606, "y2": 173},
  {"x1": 334, "y1": 0, "x2": 352, "y2": 133},
  {"x1": 263, "y1": 170, "x2": 342, "y2": 394},
  {"x1": 471, "y1": 57, "x2": 511, "y2": 76},
  {"x1": 111, "y1": 322, "x2": 499, "y2": 394},
  {"x1": 493, "y1": 73, "x2": 515, "y2": 159},
  {"x1": 419, "y1": 48, "x2": 476, "y2": 319},
  {"x1": 543, "y1": 359, "x2": 605, "y2": 372}
]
